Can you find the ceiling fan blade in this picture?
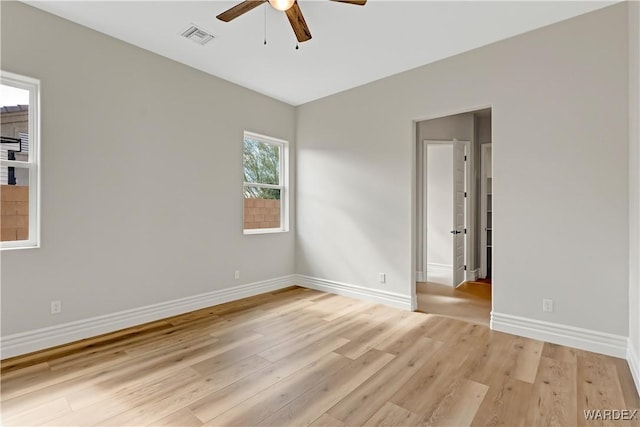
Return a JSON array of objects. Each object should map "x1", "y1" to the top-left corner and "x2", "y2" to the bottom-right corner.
[
  {"x1": 285, "y1": 1, "x2": 312, "y2": 42},
  {"x1": 217, "y1": 0, "x2": 266, "y2": 22},
  {"x1": 330, "y1": 0, "x2": 367, "y2": 5}
]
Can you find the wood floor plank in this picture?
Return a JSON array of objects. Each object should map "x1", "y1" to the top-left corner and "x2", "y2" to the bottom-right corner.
[
  {"x1": 122, "y1": 318, "x2": 225, "y2": 357},
  {"x1": 328, "y1": 336, "x2": 442, "y2": 426},
  {"x1": 322, "y1": 299, "x2": 371, "y2": 322},
  {"x1": 1, "y1": 332, "x2": 220, "y2": 402},
  {"x1": 150, "y1": 408, "x2": 203, "y2": 427},
  {"x1": 421, "y1": 314, "x2": 472, "y2": 342},
  {"x1": 611, "y1": 357, "x2": 640, "y2": 409},
  {"x1": 389, "y1": 331, "x2": 478, "y2": 415},
  {"x1": 165, "y1": 307, "x2": 222, "y2": 326},
  {"x1": 2, "y1": 396, "x2": 72, "y2": 426},
  {"x1": 0, "y1": 320, "x2": 173, "y2": 374},
  {"x1": 0, "y1": 361, "x2": 50, "y2": 382},
  {"x1": 347, "y1": 312, "x2": 426, "y2": 359},
  {"x1": 0, "y1": 347, "x2": 135, "y2": 401},
  {"x1": 466, "y1": 331, "x2": 517, "y2": 385},
  {"x1": 205, "y1": 352, "x2": 351, "y2": 426},
  {"x1": 524, "y1": 356, "x2": 578, "y2": 427},
  {"x1": 542, "y1": 341, "x2": 580, "y2": 364},
  {"x1": 470, "y1": 376, "x2": 533, "y2": 427},
  {"x1": 363, "y1": 401, "x2": 422, "y2": 427},
  {"x1": 46, "y1": 367, "x2": 203, "y2": 426},
  {"x1": 334, "y1": 310, "x2": 412, "y2": 360},
  {"x1": 47, "y1": 348, "x2": 129, "y2": 372},
  {"x1": 213, "y1": 301, "x2": 319, "y2": 341},
  {"x1": 96, "y1": 354, "x2": 272, "y2": 426},
  {"x1": 65, "y1": 333, "x2": 262, "y2": 410},
  {"x1": 420, "y1": 378, "x2": 488, "y2": 426},
  {"x1": 306, "y1": 294, "x2": 362, "y2": 320},
  {"x1": 1, "y1": 334, "x2": 256, "y2": 416},
  {"x1": 577, "y1": 352, "x2": 632, "y2": 427},
  {"x1": 309, "y1": 413, "x2": 346, "y2": 427},
  {"x1": 252, "y1": 312, "x2": 330, "y2": 344},
  {"x1": 373, "y1": 314, "x2": 438, "y2": 355},
  {"x1": 256, "y1": 349, "x2": 395, "y2": 427},
  {"x1": 188, "y1": 335, "x2": 351, "y2": 423},
  {"x1": 256, "y1": 309, "x2": 368, "y2": 363},
  {"x1": 509, "y1": 336, "x2": 544, "y2": 383}
]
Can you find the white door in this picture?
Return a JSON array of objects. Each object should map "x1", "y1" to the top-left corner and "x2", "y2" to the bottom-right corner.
[
  {"x1": 452, "y1": 141, "x2": 466, "y2": 286},
  {"x1": 426, "y1": 144, "x2": 454, "y2": 285}
]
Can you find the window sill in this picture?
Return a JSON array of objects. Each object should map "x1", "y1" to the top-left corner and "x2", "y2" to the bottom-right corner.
[
  {"x1": 243, "y1": 228, "x2": 288, "y2": 235},
  {"x1": 1, "y1": 242, "x2": 40, "y2": 251}
]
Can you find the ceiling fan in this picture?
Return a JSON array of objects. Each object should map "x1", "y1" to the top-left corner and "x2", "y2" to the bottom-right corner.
[{"x1": 216, "y1": 0, "x2": 367, "y2": 43}]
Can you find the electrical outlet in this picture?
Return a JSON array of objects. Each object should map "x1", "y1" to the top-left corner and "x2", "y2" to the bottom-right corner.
[
  {"x1": 234, "y1": 270, "x2": 240, "y2": 280},
  {"x1": 379, "y1": 273, "x2": 386, "y2": 284},
  {"x1": 542, "y1": 299, "x2": 553, "y2": 313},
  {"x1": 50, "y1": 300, "x2": 62, "y2": 314}
]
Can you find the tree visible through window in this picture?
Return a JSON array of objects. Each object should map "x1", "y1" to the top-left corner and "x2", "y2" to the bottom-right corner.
[
  {"x1": 243, "y1": 132, "x2": 288, "y2": 233},
  {"x1": 243, "y1": 138, "x2": 280, "y2": 199}
]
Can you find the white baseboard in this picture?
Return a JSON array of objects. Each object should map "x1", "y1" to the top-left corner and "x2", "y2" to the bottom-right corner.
[
  {"x1": 427, "y1": 263, "x2": 452, "y2": 272},
  {"x1": 426, "y1": 263, "x2": 453, "y2": 285},
  {"x1": 466, "y1": 268, "x2": 479, "y2": 282},
  {"x1": 418, "y1": 268, "x2": 478, "y2": 283},
  {"x1": 295, "y1": 275, "x2": 413, "y2": 311},
  {"x1": 0, "y1": 275, "x2": 296, "y2": 359},
  {"x1": 628, "y1": 340, "x2": 640, "y2": 396},
  {"x1": 491, "y1": 312, "x2": 628, "y2": 358}
]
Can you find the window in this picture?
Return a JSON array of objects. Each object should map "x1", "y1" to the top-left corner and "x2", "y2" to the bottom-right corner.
[
  {"x1": 243, "y1": 131, "x2": 288, "y2": 234},
  {"x1": 1, "y1": 71, "x2": 40, "y2": 249}
]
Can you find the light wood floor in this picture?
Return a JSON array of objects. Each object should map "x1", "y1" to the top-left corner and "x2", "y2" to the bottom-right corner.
[
  {"x1": 417, "y1": 281, "x2": 492, "y2": 326},
  {"x1": 1, "y1": 286, "x2": 639, "y2": 426}
]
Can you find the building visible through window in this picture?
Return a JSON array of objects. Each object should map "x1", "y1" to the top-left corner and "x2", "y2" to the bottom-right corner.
[
  {"x1": 1, "y1": 106, "x2": 29, "y2": 185},
  {"x1": 1, "y1": 72, "x2": 40, "y2": 248}
]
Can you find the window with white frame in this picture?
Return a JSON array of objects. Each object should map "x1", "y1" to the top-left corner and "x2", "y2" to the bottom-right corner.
[
  {"x1": 243, "y1": 131, "x2": 288, "y2": 234},
  {"x1": 0, "y1": 71, "x2": 40, "y2": 249}
]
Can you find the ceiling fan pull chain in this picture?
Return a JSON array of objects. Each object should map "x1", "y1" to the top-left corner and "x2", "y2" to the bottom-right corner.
[
  {"x1": 295, "y1": 42, "x2": 299, "y2": 50},
  {"x1": 264, "y1": 5, "x2": 267, "y2": 45}
]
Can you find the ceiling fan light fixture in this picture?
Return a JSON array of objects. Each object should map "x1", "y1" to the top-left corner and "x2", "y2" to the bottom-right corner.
[{"x1": 268, "y1": 0, "x2": 295, "y2": 12}]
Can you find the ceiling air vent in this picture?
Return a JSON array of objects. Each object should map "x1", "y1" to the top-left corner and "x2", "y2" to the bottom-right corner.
[{"x1": 181, "y1": 25, "x2": 214, "y2": 45}]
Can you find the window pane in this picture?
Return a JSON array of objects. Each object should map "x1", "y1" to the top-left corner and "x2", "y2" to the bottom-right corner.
[
  {"x1": 243, "y1": 138, "x2": 280, "y2": 185},
  {"x1": 244, "y1": 188, "x2": 281, "y2": 230},
  {"x1": 1, "y1": 166, "x2": 29, "y2": 241},
  {"x1": 1, "y1": 84, "x2": 30, "y2": 162}
]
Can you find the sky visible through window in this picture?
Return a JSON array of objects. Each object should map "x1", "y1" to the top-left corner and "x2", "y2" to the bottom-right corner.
[{"x1": 0, "y1": 84, "x2": 29, "y2": 107}]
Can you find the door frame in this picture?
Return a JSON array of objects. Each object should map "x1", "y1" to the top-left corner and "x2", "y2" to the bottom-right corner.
[{"x1": 421, "y1": 139, "x2": 472, "y2": 287}]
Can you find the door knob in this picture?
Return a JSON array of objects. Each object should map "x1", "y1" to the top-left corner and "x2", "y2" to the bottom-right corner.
[{"x1": 450, "y1": 230, "x2": 461, "y2": 234}]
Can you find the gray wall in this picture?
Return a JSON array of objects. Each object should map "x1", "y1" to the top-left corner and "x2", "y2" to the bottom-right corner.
[
  {"x1": 0, "y1": 2, "x2": 296, "y2": 336},
  {"x1": 296, "y1": 4, "x2": 629, "y2": 336},
  {"x1": 628, "y1": 0, "x2": 640, "y2": 384},
  {"x1": 477, "y1": 115, "x2": 492, "y2": 144}
]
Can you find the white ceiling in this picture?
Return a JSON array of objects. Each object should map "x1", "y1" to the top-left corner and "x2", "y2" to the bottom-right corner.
[{"x1": 25, "y1": 0, "x2": 617, "y2": 106}]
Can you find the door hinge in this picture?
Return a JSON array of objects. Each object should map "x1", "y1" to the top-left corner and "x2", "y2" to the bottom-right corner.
[
  {"x1": 464, "y1": 228, "x2": 467, "y2": 234},
  {"x1": 464, "y1": 192, "x2": 467, "y2": 198},
  {"x1": 464, "y1": 265, "x2": 467, "y2": 271},
  {"x1": 464, "y1": 155, "x2": 467, "y2": 161}
]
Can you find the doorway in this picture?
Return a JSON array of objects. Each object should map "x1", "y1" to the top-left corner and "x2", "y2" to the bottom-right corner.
[{"x1": 414, "y1": 108, "x2": 492, "y2": 325}]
